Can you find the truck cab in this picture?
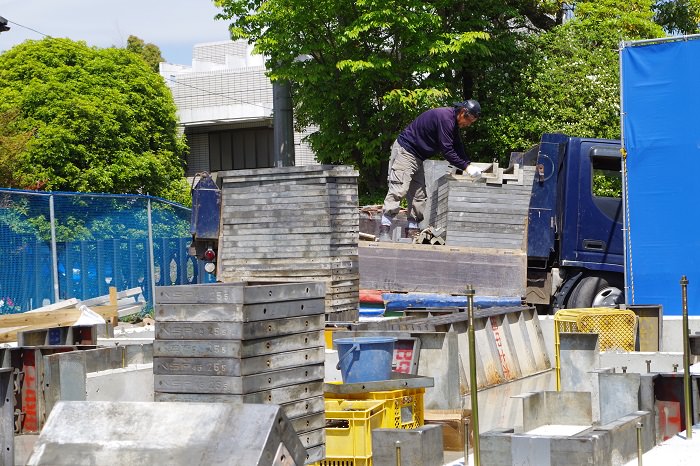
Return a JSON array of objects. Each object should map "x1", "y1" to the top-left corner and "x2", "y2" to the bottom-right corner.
[{"x1": 525, "y1": 133, "x2": 624, "y2": 311}]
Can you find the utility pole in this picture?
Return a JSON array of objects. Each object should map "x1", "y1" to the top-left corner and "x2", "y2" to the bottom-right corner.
[{"x1": 272, "y1": 80, "x2": 295, "y2": 167}]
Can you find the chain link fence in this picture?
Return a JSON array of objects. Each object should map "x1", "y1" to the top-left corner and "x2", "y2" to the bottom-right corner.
[{"x1": 0, "y1": 189, "x2": 208, "y2": 314}]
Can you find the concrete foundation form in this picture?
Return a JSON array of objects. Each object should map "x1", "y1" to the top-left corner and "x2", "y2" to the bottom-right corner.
[
  {"x1": 481, "y1": 389, "x2": 654, "y2": 466},
  {"x1": 26, "y1": 401, "x2": 305, "y2": 466}
]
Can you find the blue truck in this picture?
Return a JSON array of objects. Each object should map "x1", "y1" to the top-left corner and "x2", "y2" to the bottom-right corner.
[
  {"x1": 358, "y1": 132, "x2": 626, "y2": 314},
  {"x1": 523, "y1": 132, "x2": 623, "y2": 312}
]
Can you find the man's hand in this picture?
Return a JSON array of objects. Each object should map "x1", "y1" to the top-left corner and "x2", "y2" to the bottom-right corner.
[{"x1": 466, "y1": 164, "x2": 482, "y2": 177}]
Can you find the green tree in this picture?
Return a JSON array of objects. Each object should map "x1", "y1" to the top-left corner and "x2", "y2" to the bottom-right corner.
[
  {"x1": 473, "y1": 0, "x2": 665, "y2": 163},
  {"x1": 0, "y1": 108, "x2": 34, "y2": 188},
  {"x1": 126, "y1": 35, "x2": 166, "y2": 72},
  {"x1": 0, "y1": 38, "x2": 189, "y2": 204},
  {"x1": 653, "y1": 0, "x2": 700, "y2": 34},
  {"x1": 215, "y1": 0, "x2": 492, "y2": 193}
]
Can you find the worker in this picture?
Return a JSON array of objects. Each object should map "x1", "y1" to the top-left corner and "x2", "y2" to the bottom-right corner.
[{"x1": 378, "y1": 99, "x2": 482, "y2": 242}]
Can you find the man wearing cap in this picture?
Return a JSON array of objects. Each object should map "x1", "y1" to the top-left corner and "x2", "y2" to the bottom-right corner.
[{"x1": 378, "y1": 99, "x2": 482, "y2": 242}]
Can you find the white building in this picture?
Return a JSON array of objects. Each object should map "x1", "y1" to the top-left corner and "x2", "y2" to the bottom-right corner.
[{"x1": 160, "y1": 40, "x2": 317, "y2": 177}]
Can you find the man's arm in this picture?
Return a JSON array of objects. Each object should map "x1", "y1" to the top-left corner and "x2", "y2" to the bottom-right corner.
[{"x1": 437, "y1": 116, "x2": 470, "y2": 169}]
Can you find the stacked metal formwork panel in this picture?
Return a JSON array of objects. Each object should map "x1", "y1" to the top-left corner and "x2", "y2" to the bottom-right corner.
[
  {"x1": 435, "y1": 164, "x2": 536, "y2": 250},
  {"x1": 153, "y1": 282, "x2": 327, "y2": 464},
  {"x1": 216, "y1": 165, "x2": 360, "y2": 321}
]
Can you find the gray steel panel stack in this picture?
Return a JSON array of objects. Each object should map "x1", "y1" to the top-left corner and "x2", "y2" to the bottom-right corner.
[
  {"x1": 435, "y1": 164, "x2": 536, "y2": 250},
  {"x1": 217, "y1": 165, "x2": 360, "y2": 321},
  {"x1": 153, "y1": 282, "x2": 327, "y2": 464}
]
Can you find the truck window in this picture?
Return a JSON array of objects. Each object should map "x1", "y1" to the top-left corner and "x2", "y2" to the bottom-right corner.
[{"x1": 590, "y1": 149, "x2": 622, "y2": 221}]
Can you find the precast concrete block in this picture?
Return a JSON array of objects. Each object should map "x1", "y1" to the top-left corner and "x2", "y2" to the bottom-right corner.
[
  {"x1": 86, "y1": 363, "x2": 154, "y2": 402},
  {"x1": 511, "y1": 435, "x2": 551, "y2": 465},
  {"x1": 480, "y1": 428, "x2": 513, "y2": 466},
  {"x1": 597, "y1": 372, "x2": 640, "y2": 425},
  {"x1": 589, "y1": 411, "x2": 653, "y2": 465},
  {"x1": 515, "y1": 391, "x2": 591, "y2": 432},
  {"x1": 27, "y1": 401, "x2": 306, "y2": 466},
  {"x1": 371, "y1": 425, "x2": 444, "y2": 466},
  {"x1": 559, "y1": 332, "x2": 599, "y2": 392}
]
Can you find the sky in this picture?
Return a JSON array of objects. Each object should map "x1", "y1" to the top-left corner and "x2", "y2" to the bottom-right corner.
[{"x1": 0, "y1": 0, "x2": 233, "y2": 65}]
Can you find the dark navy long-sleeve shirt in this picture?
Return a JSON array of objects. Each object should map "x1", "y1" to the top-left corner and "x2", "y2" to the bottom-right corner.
[{"x1": 396, "y1": 107, "x2": 470, "y2": 169}]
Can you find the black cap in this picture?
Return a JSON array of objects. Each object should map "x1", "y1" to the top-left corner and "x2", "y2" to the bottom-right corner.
[{"x1": 454, "y1": 99, "x2": 481, "y2": 118}]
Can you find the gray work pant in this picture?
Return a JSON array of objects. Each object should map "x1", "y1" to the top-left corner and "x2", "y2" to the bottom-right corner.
[{"x1": 382, "y1": 140, "x2": 427, "y2": 225}]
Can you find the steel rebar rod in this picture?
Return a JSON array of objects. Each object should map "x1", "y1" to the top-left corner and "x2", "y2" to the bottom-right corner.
[
  {"x1": 681, "y1": 275, "x2": 692, "y2": 440},
  {"x1": 636, "y1": 421, "x2": 643, "y2": 466},
  {"x1": 467, "y1": 285, "x2": 481, "y2": 466}
]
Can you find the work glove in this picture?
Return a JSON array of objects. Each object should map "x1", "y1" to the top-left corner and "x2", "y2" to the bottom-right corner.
[{"x1": 466, "y1": 164, "x2": 482, "y2": 177}]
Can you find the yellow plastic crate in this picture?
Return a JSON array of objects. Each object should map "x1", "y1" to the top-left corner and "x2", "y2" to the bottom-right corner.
[
  {"x1": 554, "y1": 307, "x2": 638, "y2": 389},
  {"x1": 315, "y1": 459, "x2": 370, "y2": 466},
  {"x1": 322, "y1": 399, "x2": 384, "y2": 462},
  {"x1": 325, "y1": 388, "x2": 425, "y2": 429}
]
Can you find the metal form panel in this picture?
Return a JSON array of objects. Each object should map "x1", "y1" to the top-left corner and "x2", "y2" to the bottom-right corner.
[
  {"x1": 157, "y1": 281, "x2": 326, "y2": 305},
  {"x1": 154, "y1": 346, "x2": 325, "y2": 376},
  {"x1": 155, "y1": 314, "x2": 324, "y2": 341},
  {"x1": 154, "y1": 381, "x2": 325, "y2": 406},
  {"x1": 153, "y1": 330, "x2": 324, "y2": 358},
  {"x1": 154, "y1": 282, "x2": 327, "y2": 463},
  {"x1": 155, "y1": 364, "x2": 324, "y2": 394},
  {"x1": 432, "y1": 165, "x2": 536, "y2": 250},
  {"x1": 0, "y1": 368, "x2": 13, "y2": 466},
  {"x1": 217, "y1": 165, "x2": 360, "y2": 319},
  {"x1": 27, "y1": 401, "x2": 306, "y2": 466},
  {"x1": 155, "y1": 298, "x2": 325, "y2": 322}
]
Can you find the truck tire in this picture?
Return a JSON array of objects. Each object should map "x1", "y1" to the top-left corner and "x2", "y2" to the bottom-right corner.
[{"x1": 567, "y1": 275, "x2": 624, "y2": 309}]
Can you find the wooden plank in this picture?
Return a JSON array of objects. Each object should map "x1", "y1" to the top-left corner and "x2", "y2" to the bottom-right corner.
[
  {"x1": 359, "y1": 242, "x2": 526, "y2": 297},
  {"x1": 0, "y1": 308, "x2": 82, "y2": 328}
]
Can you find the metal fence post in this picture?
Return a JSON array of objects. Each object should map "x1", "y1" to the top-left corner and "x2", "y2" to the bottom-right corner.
[
  {"x1": 49, "y1": 194, "x2": 60, "y2": 303},
  {"x1": 147, "y1": 198, "x2": 157, "y2": 307}
]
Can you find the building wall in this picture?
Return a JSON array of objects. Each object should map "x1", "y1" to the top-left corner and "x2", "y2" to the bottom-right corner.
[{"x1": 161, "y1": 40, "x2": 318, "y2": 176}]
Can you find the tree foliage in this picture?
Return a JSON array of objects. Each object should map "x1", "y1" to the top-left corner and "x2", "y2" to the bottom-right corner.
[
  {"x1": 0, "y1": 108, "x2": 34, "y2": 189},
  {"x1": 479, "y1": 0, "x2": 665, "y2": 162},
  {"x1": 215, "y1": 0, "x2": 669, "y2": 195},
  {"x1": 0, "y1": 38, "x2": 189, "y2": 204},
  {"x1": 126, "y1": 35, "x2": 166, "y2": 72},
  {"x1": 653, "y1": 0, "x2": 700, "y2": 34}
]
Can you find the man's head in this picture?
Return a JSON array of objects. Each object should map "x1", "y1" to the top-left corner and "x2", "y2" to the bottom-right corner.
[{"x1": 454, "y1": 99, "x2": 481, "y2": 128}]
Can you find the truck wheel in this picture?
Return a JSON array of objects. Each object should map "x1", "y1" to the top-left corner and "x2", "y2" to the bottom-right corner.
[{"x1": 567, "y1": 276, "x2": 624, "y2": 308}]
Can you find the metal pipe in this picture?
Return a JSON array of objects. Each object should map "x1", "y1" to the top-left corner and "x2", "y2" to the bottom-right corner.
[
  {"x1": 395, "y1": 440, "x2": 401, "y2": 466},
  {"x1": 636, "y1": 421, "x2": 643, "y2": 466},
  {"x1": 467, "y1": 285, "x2": 481, "y2": 466},
  {"x1": 681, "y1": 275, "x2": 692, "y2": 439},
  {"x1": 48, "y1": 195, "x2": 60, "y2": 303},
  {"x1": 147, "y1": 198, "x2": 157, "y2": 307}
]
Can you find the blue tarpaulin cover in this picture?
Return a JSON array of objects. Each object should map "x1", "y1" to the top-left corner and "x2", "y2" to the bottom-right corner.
[{"x1": 621, "y1": 36, "x2": 700, "y2": 315}]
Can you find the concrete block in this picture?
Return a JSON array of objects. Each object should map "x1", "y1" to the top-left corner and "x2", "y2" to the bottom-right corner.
[
  {"x1": 559, "y1": 332, "x2": 599, "y2": 392},
  {"x1": 511, "y1": 435, "x2": 551, "y2": 465},
  {"x1": 86, "y1": 363, "x2": 154, "y2": 402},
  {"x1": 515, "y1": 391, "x2": 591, "y2": 432},
  {"x1": 371, "y1": 425, "x2": 444, "y2": 466},
  {"x1": 597, "y1": 372, "x2": 640, "y2": 425},
  {"x1": 480, "y1": 428, "x2": 513, "y2": 466},
  {"x1": 590, "y1": 411, "x2": 654, "y2": 464},
  {"x1": 27, "y1": 401, "x2": 306, "y2": 466}
]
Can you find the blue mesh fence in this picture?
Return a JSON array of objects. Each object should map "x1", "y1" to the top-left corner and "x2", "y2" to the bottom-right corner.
[{"x1": 0, "y1": 189, "x2": 207, "y2": 315}]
